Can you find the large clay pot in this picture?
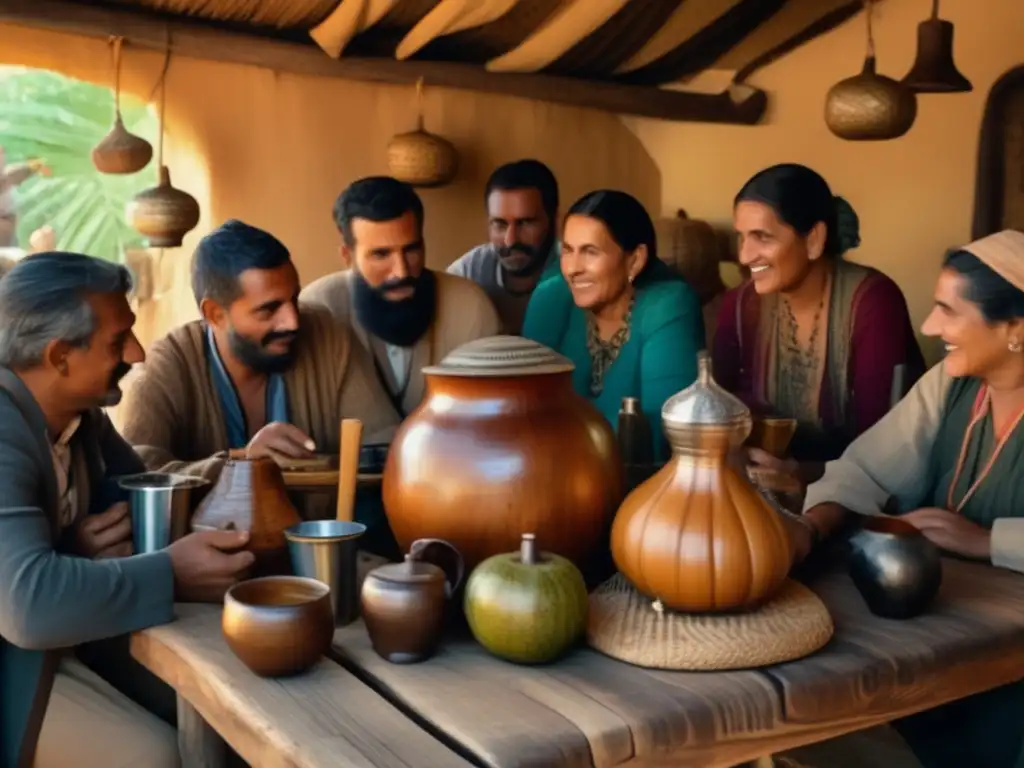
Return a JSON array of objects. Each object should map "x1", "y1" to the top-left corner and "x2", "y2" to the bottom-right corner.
[
  {"x1": 383, "y1": 336, "x2": 623, "y2": 572},
  {"x1": 611, "y1": 351, "x2": 791, "y2": 613},
  {"x1": 191, "y1": 456, "x2": 301, "y2": 577}
]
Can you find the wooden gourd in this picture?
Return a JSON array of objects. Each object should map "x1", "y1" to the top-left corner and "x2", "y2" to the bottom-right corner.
[
  {"x1": 610, "y1": 351, "x2": 791, "y2": 613},
  {"x1": 382, "y1": 336, "x2": 623, "y2": 572},
  {"x1": 191, "y1": 455, "x2": 301, "y2": 577}
]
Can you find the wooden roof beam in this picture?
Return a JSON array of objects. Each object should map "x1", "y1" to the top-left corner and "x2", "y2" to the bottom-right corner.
[{"x1": 0, "y1": 0, "x2": 767, "y2": 124}]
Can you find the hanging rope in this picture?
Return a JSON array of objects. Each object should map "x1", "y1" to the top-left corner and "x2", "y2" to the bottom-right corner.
[
  {"x1": 145, "y1": 29, "x2": 173, "y2": 168},
  {"x1": 108, "y1": 36, "x2": 124, "y2": 117},
  {"x1": 931, "y1": 0, "x2": 940, "y2": 18},
  {"x1": 864, "y1": 0, "x2": 876, "y2": 59},
  {"x1": 415, "y1": 76, "x2": 425, "y2": 131}
]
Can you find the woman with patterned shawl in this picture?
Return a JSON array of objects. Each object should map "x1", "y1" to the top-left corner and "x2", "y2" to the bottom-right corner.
[
  {"x1": 523, "y1": 190, "x2": 705, "y2": 462},
  {"x1": 714, "y1": 163, "x2": 925, "y2": 484},
  {"x1": 793, "y1": 229, "x2": 1024, "y2": 768}
]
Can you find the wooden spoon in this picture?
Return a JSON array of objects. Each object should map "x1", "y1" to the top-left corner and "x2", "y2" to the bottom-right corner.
[{"x1": 336, "y1": 418, "x2": 364, "y2": 522}]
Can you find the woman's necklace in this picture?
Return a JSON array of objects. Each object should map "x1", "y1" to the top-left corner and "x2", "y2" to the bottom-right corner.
[{"x1": 777, "y1": 290, "x2": 826, "y2": 425}]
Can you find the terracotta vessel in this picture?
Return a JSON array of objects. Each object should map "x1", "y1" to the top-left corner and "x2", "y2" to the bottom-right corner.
[
  {"x1": 222, "y1": 576, "x2": 334, "y2": 677},
  {"x1": 191, "y1": 456, "x2": 301, "y2": 576},
  {"x1": 360, "y1": 538, "x2": 464, "y2": 664},
  {"x1": 611, "y1": 351, "x2": 791, "y2": 613},
  {"x1": 382, "y1": 336, "x2": 624, "y2": 572}
]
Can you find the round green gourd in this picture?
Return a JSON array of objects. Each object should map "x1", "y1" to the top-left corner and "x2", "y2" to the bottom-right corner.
[{"x1": 464, "y1": 533, "x2": 588, "y2": 664}]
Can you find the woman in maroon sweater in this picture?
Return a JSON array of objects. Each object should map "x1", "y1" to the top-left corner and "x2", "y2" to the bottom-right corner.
[{"x1": 713, "y1": 163, "x2": 925, "y2": 484}]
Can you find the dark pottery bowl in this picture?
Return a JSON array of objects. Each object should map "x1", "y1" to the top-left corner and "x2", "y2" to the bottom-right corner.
[
  {"x1": 848, "y1": 516, "x2": 942, "y2": 620},
  {"x1": 223, "y1": 576, "x2": 334, "y2": 677}
]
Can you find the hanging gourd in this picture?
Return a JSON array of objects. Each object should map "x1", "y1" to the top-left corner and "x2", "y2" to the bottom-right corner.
[
  {"x1": 824, "y1": 0, "x2": 917, "y2": 141},
  {"x1": 387, "y1": 78, "x2": 459, "y2": 188},
  {"x1": 126, "y1": 46, "x2": 200, "y2": 248},
  {"x1": 92, "y1": 37, "x2": 153, "y2": 175},
  {"x1": 610, "y1": 352, "x2": 792, "y2": 613}
]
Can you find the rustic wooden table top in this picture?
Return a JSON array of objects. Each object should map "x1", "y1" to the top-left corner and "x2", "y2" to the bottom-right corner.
[
  {"x1": 332, "y1": 557, "x2": 1024, "y2": 768},
  {"x1": 132, "y1": 557, "x2": 1024, "y2": 768},
  {"x1": 130, "y1": 603, "x2": 473, "y2": 768}
]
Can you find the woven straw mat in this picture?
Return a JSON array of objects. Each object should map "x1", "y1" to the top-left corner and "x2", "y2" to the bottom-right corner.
[{"x1": 586, "y1": 574, "x2": 834, "y2": 671}]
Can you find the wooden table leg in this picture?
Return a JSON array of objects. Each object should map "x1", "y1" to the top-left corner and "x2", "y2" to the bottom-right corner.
[{"x1": 177, "y1": 695, "x2": 227, "y2": 767}]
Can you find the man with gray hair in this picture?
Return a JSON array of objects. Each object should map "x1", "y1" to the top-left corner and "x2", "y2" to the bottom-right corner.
[{"x1": 0, "y1": 251, "x2": 256, "y2": 767}]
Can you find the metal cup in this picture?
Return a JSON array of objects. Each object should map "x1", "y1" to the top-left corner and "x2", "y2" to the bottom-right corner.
[
  {"x1": 118, "y1": 473, "x2": 209, "y2": 554},
  {"x1": 284, "y1": 520, "x2": 366, "y2": 626}
]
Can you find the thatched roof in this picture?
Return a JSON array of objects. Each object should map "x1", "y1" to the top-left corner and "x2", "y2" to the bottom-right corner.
[{"x1": 3, "y1": 0, "x2": 871, "y2": 123}]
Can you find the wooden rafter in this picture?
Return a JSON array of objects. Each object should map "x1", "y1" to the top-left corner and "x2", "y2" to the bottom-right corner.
[{"x1": 0, "y1": 0, "x2": 768, "y2": 124}]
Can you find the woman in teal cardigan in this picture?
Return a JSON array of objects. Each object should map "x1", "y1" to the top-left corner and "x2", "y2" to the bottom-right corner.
[{"x1": 522, "y1": 189, "x2": 704, "y2": 461}]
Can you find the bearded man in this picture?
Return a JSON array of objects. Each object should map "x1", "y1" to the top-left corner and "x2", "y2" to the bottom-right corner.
[
  {"x1": 301, "y1": 176, "x2": 501, "y2": 417},
  {"x1": 118, "y1": 220, "x2": 400, "y2": 528},
  {"x1": 446, "y1": 159, "x2": 562, "y2": 334}
]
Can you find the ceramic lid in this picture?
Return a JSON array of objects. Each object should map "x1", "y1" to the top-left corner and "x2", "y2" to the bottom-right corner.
[
  {"x1": 421, "y1": 335, "x2": 575, "y2": 377},
  {"x1": 369, "y1": 555, "x2": 445, "y2": 584},
  {"x1": 662, "y1": 351, "x2": 751, "y2": 427}
]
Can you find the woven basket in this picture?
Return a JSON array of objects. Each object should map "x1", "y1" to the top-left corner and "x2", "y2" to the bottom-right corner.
[{"x1": 387, "y1": 124, "x2": 459, "y2": 188}]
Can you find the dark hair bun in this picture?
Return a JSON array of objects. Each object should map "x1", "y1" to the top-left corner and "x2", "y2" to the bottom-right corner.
[{"x1": 832, "y1": 195, "x2": 861, "y2": 256}]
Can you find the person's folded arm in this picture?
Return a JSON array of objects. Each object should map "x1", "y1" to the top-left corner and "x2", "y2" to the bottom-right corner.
[
  {"x1": 0, "y1": 411, "x2": 174, "y2": 651},
  {"x1": 803, "y1": 363, "x2": 951, "y2": 537},
  {"x1": 118, "y1": 343, "x2": 227, "y2": 482}
]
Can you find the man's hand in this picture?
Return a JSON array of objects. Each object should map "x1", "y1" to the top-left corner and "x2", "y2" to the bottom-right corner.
[
  {"x1": 246, "y1": 422, "x2": 316, "y2": 460},
  {"x1": 782, "y1": 513, "x2": 817, "y2": 567},
  {"x1": 901, "y1": 507, "x2": 992, "y2": 560},
  {"x1": 73, "y1": 501, "x2": 133, "y2": 559},
  {"x1": 168, "y1": 529, "x2": 256, "y2": 603}
]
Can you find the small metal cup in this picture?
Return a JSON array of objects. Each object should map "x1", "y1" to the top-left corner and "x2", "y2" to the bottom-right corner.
[
  {"x1": 119, "y1": 473, "x2": 209, "y2": 554},
  {"x1": 284, "y1": 520, "x2": 366, "y2": 626}
]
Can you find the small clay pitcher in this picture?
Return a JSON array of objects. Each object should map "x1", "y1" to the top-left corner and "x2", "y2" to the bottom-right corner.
[
  {"x1": 360, "y1": 538, "x2": 464, "y2": 664},
  {"x1": 191, "y1": 456, "x2": 301, "y2": 577}
]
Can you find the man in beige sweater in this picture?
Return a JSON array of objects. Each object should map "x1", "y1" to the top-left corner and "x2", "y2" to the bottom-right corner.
[
  {"x1": 301, "y1": 176, "x2": 501, "y2": 417},
  {"x1": 119, "y1": 220, "x2": 400, "y2": 535}
]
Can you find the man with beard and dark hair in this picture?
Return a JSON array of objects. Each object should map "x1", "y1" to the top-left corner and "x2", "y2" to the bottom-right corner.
[
  {"x1": 0, "y1": 251, "x2": 255, "y2": 767},
  {"x1": 447, "y1": 159, "x2": 562, "y2": 334},
  {"x1": 301, "y1": 176, "x2": 501, "y2": 417},
  {"x1": 119, "y1": 219, "x2": 400, "y2": 523}
]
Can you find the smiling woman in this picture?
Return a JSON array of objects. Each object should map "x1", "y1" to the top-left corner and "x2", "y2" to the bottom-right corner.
[
  {"x1": 797, "y1": 229, "x2": 1024, "y2": 768},
  {"x1": 713, "y1": 163, "x2": 925, "y2": 482},
  {"x1": 521, "y1": 189, "x2": 704, "y2": 461}
]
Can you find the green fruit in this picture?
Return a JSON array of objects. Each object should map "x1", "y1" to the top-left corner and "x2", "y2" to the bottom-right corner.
[{"x1": 464, "y1": 533, "x2": 588, "y2": 664}]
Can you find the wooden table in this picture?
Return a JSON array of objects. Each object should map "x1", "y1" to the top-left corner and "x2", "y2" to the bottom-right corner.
[{"x1": 132, "y1": 557, "x2": 1024, "y2": 768}]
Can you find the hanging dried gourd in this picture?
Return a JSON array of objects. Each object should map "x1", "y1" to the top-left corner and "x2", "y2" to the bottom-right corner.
[
  {"x1": 126, "y1": 45, "x2": 200, "y2": 248},
  {"x1": 92, "y1": 37, "x2": 154, "y2": 175},
  {"x1": 824, "y1": 0, "x2": 917, "y2": 141},
  {"x1": 387, "y1": 78, "x2": 459, "y2": 188}
]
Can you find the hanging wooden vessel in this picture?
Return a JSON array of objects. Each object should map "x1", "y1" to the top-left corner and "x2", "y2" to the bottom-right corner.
[
  {"x1": 387, "y1": 79, "x2": 459, "y2": 188},
  {"x1": 610, "y1": 351, "x2": 791, "y2": 613},
  {"x1": 382, "y1": 335, "x2": 624, "y2": 572},
  {"x1": 92, "y1": 114, "x2": 153, "y2": 175},
  {"x1": 92, "y1": 38, "x2": 153, "y2": 175},
  {"x1": 191, "y1": 455, "x2": 302, "y2": 577},
  {"x1": 900, "y1": 0, "x2": 972, "y2": 93},
  {"x1": 825, "y1": 2, "x2": 917, "y2": 141},
  {"x1": 126, "y1": 165, "x2": 200, "y2": 248}
]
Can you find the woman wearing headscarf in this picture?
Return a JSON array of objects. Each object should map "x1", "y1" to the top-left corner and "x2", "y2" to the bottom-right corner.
[
  {"x1": 714, "y1": 163, "x2": 925, "y2": 484},
  {"x1": 793, "y1": 229, "x2": 1024, "y2": 768},
  {"x1": 522, "y1": 189, "x2": 704, "y2": 462}
]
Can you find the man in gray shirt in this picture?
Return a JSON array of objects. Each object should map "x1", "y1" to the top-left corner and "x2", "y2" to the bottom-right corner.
[{"x1": 447, "y1": 159, "x2": 562, "y2": 334}]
